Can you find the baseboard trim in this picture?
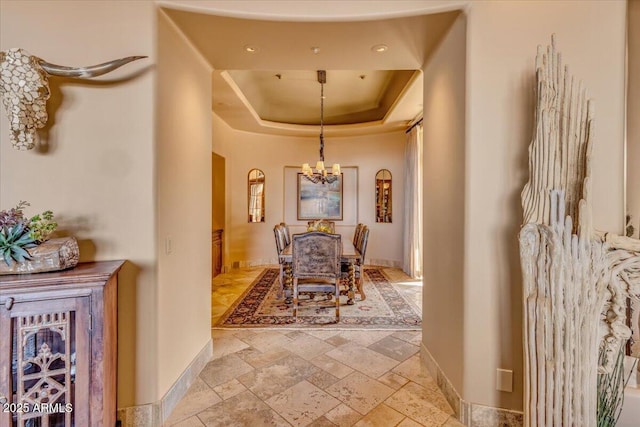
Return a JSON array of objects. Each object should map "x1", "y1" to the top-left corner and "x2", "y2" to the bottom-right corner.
[
  {"x1": 420, "y1": 343, "x2": 524, "y2": 427},
  {"x1": 117, "y1": 339, "x2": 213, "y2": 427},
  {"x1": 367, "y1": 258, "x2": 402, "y2": 268},
  {"x1": 116, "y1": 402, "x2": 158, "y2": 427},
  {"x1": 160, "y1": 339, "x2": 213, "y2": 423}
]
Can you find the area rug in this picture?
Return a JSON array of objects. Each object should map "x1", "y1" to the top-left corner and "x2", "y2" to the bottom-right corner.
[{"x1": 213, "y1": 268, "x2": 421, "y2": 329}]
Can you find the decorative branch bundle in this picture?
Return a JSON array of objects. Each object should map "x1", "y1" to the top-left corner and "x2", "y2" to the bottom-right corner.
[{"x1": 519, "y1": 36, "x2": 640, "y2": 427}]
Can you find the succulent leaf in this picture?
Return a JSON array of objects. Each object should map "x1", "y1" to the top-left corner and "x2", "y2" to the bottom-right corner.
[
  {"x1": 8, "y1": 224, "x2": 21, "y2": 240},
  {"x1": 11, "y1": 245, "x2": 31, "y2": 260},
  {"x1": 15, "y1": 233, "x2": 36, "y2": 246},
  {"x1": 0, "y1": 222, "x2": 37, "y2": 266},
  {"x1": 3, "y1": 249, "x2": 13, "y2": 266}
]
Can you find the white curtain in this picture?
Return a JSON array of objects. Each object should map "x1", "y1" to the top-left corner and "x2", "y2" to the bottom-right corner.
[
  {"x1": 249, "y1": 183, "x2": 263, "y2": 222},
  {"x1": 403, "y1": 123, "x2": 423, "y2": 278}
]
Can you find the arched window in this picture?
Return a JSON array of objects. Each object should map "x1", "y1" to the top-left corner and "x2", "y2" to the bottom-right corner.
[
  {"x1": 375, "y1": 169, "x2": 392, "y2": 223},
  {"x1": 248, "y1": 168, "x2": 265, "y2": 222}
]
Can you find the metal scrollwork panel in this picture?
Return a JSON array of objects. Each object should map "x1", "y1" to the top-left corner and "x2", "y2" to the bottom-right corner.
[{"x1": 12, "y1": 312, "x2": 75, "y2": 427}]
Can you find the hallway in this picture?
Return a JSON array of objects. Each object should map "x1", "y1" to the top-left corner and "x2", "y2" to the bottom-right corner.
[
  {"x1": 164, "y1": 266, "x2": 457, "y2": 426},
  {"x1": 164, "y1": 328, "x2": 461, "y2": 426}
]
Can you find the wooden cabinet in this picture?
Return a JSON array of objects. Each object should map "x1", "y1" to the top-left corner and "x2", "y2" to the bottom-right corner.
[
  {"x1": 0, "y1": 261, "x2": 124, "y2": 427},
  {"x1": 212, "y1": 229, "x2": 223, "y2": 278}
]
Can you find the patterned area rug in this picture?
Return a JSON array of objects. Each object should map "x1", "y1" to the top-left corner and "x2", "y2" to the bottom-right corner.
[{"x1": 214, "y1": 268, "x2": 421, "y2": 329}]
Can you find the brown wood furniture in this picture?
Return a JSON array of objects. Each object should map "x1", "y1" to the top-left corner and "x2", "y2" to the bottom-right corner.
[
  {"x1": 212, "y1": 229, "x2": 223, "y2": 278},
  {"x1": 0, "y1": 260, "x2": 124, "y2": 427}
]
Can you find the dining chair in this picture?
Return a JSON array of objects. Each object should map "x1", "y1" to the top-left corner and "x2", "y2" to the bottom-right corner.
[
  {"x1": 273, "y1": 224, "x2": 288, "y2": 296},
  {"x1": 279, "y1": 222, "x2": 291, "y2": 246},
  {"x1": 353, "y1": 223, "x2": 364, "y2": 246},
  {"x1": 291, "y1": 231, "x2": 342, "y2": 321},
  {"x1": 273, "y1": 224, "x2": 287, "y2": 254},
  {"x1": 342, "y1": 225, "x2": 369, "y2": 300},
  {"x1": 355, "y1": 226, "x2": 370, "y2": 299}
]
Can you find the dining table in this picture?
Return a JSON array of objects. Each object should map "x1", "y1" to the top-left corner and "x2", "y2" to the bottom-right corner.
[{"x1": 280, "y1": 238, "x2": 361, "y2": 305}]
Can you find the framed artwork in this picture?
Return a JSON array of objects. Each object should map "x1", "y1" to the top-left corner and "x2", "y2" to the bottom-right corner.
[{"x1": 297, "y1": 173, "x2": 343, "y2": 220}]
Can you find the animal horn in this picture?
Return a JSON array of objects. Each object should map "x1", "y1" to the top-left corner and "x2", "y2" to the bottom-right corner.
[{"x1": 38, "y1": 55, "x2": 147, "y2": 78}]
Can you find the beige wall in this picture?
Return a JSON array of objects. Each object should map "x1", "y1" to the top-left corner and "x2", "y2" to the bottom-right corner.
[
  {"x1": 463, "y1": 0, "x2": 626, "y2": 411},
  {"x1": 156, "y1": 9, "x2": 213, "y2": 400},
  {"x1": 0, "y1": 0, "x2": 157, "y2": 407},
  {"x1": 0, "y1": 0, "x2": 214, "y2": 408},
  {"x1": 422, "y1": 12, "x2": 467, "y2": 396},
  {"x1": 212, "y1": 113, "x2": 406, "y2": 269},
  {"x1": 629, "y1": 0, "x2": 640, "y2": 239}
]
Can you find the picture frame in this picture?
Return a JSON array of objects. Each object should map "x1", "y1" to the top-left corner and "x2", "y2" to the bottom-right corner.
[{"x1": 297, "y1": 173, "x2": 343, "y2": 220}]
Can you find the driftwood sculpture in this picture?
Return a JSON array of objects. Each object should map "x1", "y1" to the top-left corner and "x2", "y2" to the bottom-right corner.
[
  {"x1": 0, "y1": 48, "x2": 145, "y2": 150},
  {"x1": 519, "y1": 36, "x2": 640, "y2": 427}
]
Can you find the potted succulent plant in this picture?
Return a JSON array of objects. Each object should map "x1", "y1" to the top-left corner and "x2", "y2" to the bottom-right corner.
[{"x1": 0, "y1": 201, "x2": 79, "y2": 274}]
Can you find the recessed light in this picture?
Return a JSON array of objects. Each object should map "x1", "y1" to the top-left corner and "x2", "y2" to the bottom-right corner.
[
  {"x1": 244, "y1": 45, "x2": 258, "y2": 53},
  {"x1": 311, "y1": 47, "x2": 320, "y2": 54},
  {"x1": 371, "y1": 44, "x2": 388, "y2": 53}
]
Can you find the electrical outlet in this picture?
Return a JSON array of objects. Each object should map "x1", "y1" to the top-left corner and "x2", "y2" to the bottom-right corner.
[{"x1": 496, "y1": 369, "x2": 513, "y2": 392}]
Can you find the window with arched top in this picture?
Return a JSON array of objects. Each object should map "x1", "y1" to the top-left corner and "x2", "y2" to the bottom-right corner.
[
  {"x1": 375, "y1": 169, "x2": 392, "y2": 223},
  {"x1": 248, "y1": 168, "x2": 265, "y2": 223}
]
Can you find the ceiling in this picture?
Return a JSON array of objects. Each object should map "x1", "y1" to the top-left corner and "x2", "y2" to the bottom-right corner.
[
  {"x1": 224, "y1": 69, "x2": 418, "y2": 126},
  {"x1": 162, "y1": 7, "x2": 460, "y2": 137}
]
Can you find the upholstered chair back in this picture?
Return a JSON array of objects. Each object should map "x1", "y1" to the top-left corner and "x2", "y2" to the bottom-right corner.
[
  {"x1": 279, "y1": 222, "x2": 291, "y2": 246},
  {"x1": 358, "y1": 227, "x2": 370, "y2": 264},
  {"x1": 273, "y1": 224, "x2": 287, "y2": 255},
  {"x1": 353, "y1": 223, "x2": 364, "y2": 246},
  {"x1": 292, "y1": 232, "x2": 341, "y2": 279}
]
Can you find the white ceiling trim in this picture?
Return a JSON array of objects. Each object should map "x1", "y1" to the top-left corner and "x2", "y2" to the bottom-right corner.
[{"x1": 156, "y1": 0, "x2": 469, "y2": 22}]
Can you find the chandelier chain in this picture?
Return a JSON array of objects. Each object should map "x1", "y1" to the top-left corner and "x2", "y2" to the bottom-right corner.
[
  {"x1": 319, "y1": 72, "x2": 325, "y2": 162},
  {"x1": 301, "y1": 69, "x2": 339, "y2": 184}
]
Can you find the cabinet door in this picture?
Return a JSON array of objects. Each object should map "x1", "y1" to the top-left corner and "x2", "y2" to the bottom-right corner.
[{"x1": 0, "y1": 296, "x2": 90, "y2": 427}]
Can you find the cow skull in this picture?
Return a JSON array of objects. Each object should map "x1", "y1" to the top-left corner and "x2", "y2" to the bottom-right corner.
[{"x1": 0, "y1": 48, "x2": 145, "y2": 150}]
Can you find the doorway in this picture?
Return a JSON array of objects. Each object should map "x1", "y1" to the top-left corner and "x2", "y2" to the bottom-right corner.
[{"x1": 212, "y1": 152, "x2": 225, "y2": 278}]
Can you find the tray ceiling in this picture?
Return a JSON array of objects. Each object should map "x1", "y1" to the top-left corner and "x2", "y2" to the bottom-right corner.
[{"x1": 163, "y1": 7, "x2": 460, "y2": 136}]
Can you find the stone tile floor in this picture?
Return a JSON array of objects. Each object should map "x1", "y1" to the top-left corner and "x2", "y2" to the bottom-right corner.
[{"x1": 165, "y1": 267, "x2": 460, "y2": 427}]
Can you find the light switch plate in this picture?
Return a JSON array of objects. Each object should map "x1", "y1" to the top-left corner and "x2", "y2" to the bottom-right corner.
[{"x1": 496, "y1": 369, "x2": 513, "y2": 392}]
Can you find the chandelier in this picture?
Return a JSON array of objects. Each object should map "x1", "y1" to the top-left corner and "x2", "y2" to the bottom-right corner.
[{"x1": 301, "y1": 70, "x2": 341, "y2": 184}]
